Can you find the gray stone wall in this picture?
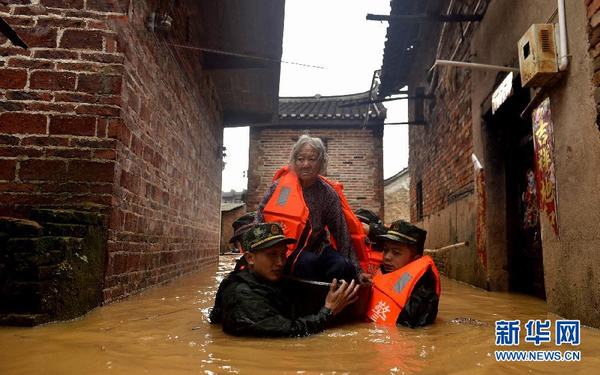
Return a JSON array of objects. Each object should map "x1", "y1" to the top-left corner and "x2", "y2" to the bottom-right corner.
[{"x1": 0, "y1": 208, "x2": 107, "y2": 326}]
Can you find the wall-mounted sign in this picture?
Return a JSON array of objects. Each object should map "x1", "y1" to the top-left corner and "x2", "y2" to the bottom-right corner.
[
  {"x1": 492, "y1": 72, "x2": 514, "y2": 114},
  {"x1": 531, "y1": 97, "x2": 559, "y2": 237}
]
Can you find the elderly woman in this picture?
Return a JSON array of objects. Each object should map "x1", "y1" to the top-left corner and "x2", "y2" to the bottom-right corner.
[{"x1": 256, "y1": 135, "x2": 368, "y2": 283}]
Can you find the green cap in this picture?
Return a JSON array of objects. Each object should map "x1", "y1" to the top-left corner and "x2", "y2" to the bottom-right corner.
[
  {"x1": 241, "y1": 222, "x2": 296, "y2": 252},
  {"x1": 377, "y1": 220, "x2": 427, "y2": 253}
]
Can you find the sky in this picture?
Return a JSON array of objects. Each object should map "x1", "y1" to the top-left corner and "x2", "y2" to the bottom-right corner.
[{"x1": 221, "y1": 0, "x2": 408, "y2": 192}]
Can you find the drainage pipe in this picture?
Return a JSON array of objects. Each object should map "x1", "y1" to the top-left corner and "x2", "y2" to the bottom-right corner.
[
  {"x1": 429, "y1": 59, "x2": 519, "y2": 74},
  {"x1": 558, "y1": 0, "x2": 568, "y2": 71}
]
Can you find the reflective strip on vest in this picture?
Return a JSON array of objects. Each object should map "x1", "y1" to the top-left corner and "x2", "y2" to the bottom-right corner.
[
  {"x1": 262, "y1": 166, "x2": 379, "y2": 272},
  {"x1": 366, "y1": 256, "x2": 441, "y2": 326},
  {"x1": 263, "y1": 168, "x2": 308, "y2": 255}
]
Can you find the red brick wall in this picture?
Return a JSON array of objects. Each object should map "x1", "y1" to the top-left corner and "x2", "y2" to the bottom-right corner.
[
  {"x1": 103, "y1": 1, "x2": 222, "y2": 301},
  {"x1": 408, "y1": 1, "x2": 477, "y2": 222},
  {"x1": 409, "y1": 81, "x2": 473, "y2": 221},
  {"x1": 0, "y1": 0, "x2": 222, "y2": 303},
  {"x1": 247, "y1": 126, "x2": 384, "y2": 217},
  {"x1": 0, "y1": 1, "x2": 124, "y2": 218}
]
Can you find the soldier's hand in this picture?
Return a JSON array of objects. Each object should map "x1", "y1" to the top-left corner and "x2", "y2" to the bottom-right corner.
[
  {"x1": 324, "y1": 279, "x2": 360, "y2": 315},
  {"x1": 357, "y1": 272, "x2": 373, "y2": 285}
]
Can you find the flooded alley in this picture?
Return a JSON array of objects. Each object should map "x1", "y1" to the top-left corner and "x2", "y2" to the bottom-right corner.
[
  {"x1": 1, "y1": 255, "x2": 599, "y2": 375},
  {"x1": 1, "y1": 0, "x2": 600, "y2": 373}
]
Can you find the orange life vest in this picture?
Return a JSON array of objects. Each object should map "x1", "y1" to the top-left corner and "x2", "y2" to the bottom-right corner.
[
  {"x1": 366, "y1": 250, "x2": 383, "y2": 275},
  {"x1": 366, "y1": 255, "x2": 441, "y2": 326},
  {"x1": 263, "y1": 167, "x2": 310, "y2": 254},
  {"x1": 262, "y1": 166, "x2": 379, "y2": 272}
]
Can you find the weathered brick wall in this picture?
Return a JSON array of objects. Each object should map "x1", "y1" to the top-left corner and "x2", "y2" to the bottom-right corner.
[
  {"x1": 587, "y1": 0, "x2": 600, "y2": 134},
  {"x1": 424, "y1": 248, "x2": 449, "y2": 276},
  {"x1": 247, "y1": 127, "x2": 384, "y2": 217},
  {"x1": 384, "y1": 189, "x2": 409, "y2": 223},
  {"x1": 383, "y1": 171, "x2": 409, "y2": 223},
  {"x1": 409, "y1": 82, "x2": 473, "y2": 221},
  {"x1": 0, "y1": 0, "x2": 222, "y2": 310},
  {"x1": 220, "y1": 205, "x2": 245, "y2": 253},
  {"x1": 408, "y1": 1, "x2": 478, "y2": 222},
  {"x1": 0, "y1": 1, "x2": 125, "y2": 218},
  {"x1": 101, "y1": 1, "x2": 223, "y2": 301}
]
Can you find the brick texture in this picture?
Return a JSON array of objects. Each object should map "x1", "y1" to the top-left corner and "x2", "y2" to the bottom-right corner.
[
  {"x1": 0, "y1": 69, "x2": 28, "y2": 89},
  {"x1": 0, "y1": 2, "x2": 122, "y2": 217},
  {"x1": 220, "y1": 205, "x2": 246, "y2": 253},
  {"x1": 408, "y1": 1, "x2": 476, "y2": 222},
  {"x1": 384, "y1": 170, "x2": 410, "y2": 223},
  {"x1": 0, "y1": 113, "x2": 47, "y2": 134},
  {"x1": 246, "y1": 126, "x2": 385, "y2": 218},
  {"x1": 102, "y1": 0, "x2": 222, "y2": 302},
  {"x1": 0, "y1": 0, "x2": 222, "y2": 312}
]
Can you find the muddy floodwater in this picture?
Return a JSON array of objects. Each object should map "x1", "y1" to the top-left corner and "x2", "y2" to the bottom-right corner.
[{"x1": 1, "y1": 255, "x2": 599, "y2": 374}]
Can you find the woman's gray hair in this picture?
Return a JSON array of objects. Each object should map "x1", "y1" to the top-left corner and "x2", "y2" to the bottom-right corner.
[{"x1": 289, "y1": 135, "x2": 328, "y2": 174}]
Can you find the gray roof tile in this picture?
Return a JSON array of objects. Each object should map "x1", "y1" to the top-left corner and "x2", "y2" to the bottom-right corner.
[{"x1": 279, "y1": 91, "x2": 386, "y2": 122}]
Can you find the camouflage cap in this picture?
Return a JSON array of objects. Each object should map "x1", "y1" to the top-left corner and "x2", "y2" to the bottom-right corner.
[
  {"x1": 377, "y1": 220, "x2": 427, "y2": 253},
  {"x1": 241, "y1": 222, "x2": 296, "y2": 252},
  {"x1": 229, "y1": 211, "x2": 257, "y2": 243}
]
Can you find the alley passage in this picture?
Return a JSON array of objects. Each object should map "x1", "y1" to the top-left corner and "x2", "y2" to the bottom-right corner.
[{"x1": 1, "y1": 256, "x2": 600, "y2": 375}]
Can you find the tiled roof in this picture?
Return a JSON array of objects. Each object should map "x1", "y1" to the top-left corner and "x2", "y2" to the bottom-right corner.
[
  {"x1": 221, "y1": 202, "x2": 245, "y2": 212},
  {"x1": 378, "y1": 0, "x2": 427, "y2": 97},
  {"x1": 378, "y1": 1, "x2": 487, "y2": 97},
  {"x1": 384, "y1": 167, "x2": 408, "y2": 185},
  {"x1": 278, "y1": 91, "x2": 386, "y2": 123}
]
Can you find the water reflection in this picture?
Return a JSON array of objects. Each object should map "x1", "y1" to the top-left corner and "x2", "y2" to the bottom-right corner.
[{"x1": 1, "y1": 255, "x2": 599, "y2": 374}]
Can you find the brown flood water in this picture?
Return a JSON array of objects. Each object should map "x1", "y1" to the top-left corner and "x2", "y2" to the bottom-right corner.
[{"x1": 1, "y1": 255, "x2": 600, "y2": 374}]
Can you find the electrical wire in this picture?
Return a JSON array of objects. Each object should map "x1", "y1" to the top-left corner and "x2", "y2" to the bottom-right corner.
[{"x1": 165, "y1": 42, "x2": 325, "y2": 69}]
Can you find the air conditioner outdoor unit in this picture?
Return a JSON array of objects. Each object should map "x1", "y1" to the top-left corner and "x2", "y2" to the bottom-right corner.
[{"x1": 518, "y1": 24, "x2": 558, "y2": 88}]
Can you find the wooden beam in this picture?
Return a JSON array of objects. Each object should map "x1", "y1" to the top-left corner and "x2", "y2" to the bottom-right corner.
[
  {"x1": 366, "y1": 13, "x2": 483, "y2": 23},
  {"x1": 382, "y1": 121, "x2": 427, "y2": 126},
  {"x1": 339, "y1": 94, "x2": 434, "y2": 108}
]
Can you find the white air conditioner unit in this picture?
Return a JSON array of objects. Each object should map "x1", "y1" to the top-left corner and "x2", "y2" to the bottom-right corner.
[{"x1": 518, "y1": 24, "x2": 558, "y2": 88}]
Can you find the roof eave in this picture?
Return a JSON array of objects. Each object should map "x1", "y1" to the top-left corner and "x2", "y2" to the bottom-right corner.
[{"x1": 378, "y1": 0, "x2": 447, "y2": 97}]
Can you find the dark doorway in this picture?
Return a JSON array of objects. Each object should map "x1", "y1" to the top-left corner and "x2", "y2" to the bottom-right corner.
[{"x1": 485, "y1": 76, "x2": 545, "y2": 299}]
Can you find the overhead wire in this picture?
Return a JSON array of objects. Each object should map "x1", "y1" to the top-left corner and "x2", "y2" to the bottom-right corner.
[
  {"x1": 165, "y1": 42, "x2": 325, "y2": 69},
  {"x1": 103, "y1": 1, "x2": 324, "y2": 69}
]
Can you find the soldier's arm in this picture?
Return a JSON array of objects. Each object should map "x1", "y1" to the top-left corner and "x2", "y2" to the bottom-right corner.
[{"x1": 222, "y1": 284, "x2": 329, "y2": 337}]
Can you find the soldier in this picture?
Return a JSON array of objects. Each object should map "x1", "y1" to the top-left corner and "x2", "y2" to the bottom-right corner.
[
  {"x1": 366, "y1": 220, "x2": 441, "y2": 328},
  {"x1": 210, "y1": 222, "x2": 360, "y2": 337}
]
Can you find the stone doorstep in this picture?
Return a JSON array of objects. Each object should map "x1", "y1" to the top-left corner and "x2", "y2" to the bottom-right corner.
[
  {"x1": 5, "y1": 236, "x2": 84, "y2": 255},
  {"x1": 0, "y1": 313, "x2": 46, "y2": 327},
  {"x1": 0, "y1": 217, "x2": 43, "y2": 237}
]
